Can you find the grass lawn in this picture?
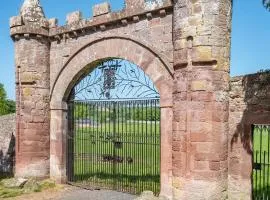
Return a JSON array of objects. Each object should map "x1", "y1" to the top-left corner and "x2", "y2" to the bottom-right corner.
[
  {"x1": 68, "y1": 122, "x2": 161, "y2": 195},
  {"x1": 0, "y1": 179, "x2": 56, "y2": 199},
  {"x1": 253, "y1": 125, "x2": 270, "y2": 199}
]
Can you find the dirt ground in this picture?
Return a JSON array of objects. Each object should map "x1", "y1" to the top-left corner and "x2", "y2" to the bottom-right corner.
[
  {"x1": 6, "y1": 185, "x2": 74, "y2": 200},
  {"x1": 7, "y1": 185, "x2": 136, "y2": 200}
]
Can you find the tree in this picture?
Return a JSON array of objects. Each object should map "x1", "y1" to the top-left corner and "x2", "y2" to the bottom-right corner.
[
  {"x1": 263, "y1": 0, "x2": 270, "y2": 11},
  {"x1": 0, "y1": 83, "x2": 15, "y2": 116}
]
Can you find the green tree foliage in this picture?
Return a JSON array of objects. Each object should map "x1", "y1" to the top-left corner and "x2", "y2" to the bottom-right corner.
[
  {"x1": 73, "y1": 103, "x2": 160, "y2": 123},
  {"x1": 0, "y1": 83, "x2": 16, "y2": 116},
  {"x1": 132, "y1": 108, "x2": 160, "y2": 121},
  {"x1": 263, "y1": 0, "x2": 270, "y2": 11}
]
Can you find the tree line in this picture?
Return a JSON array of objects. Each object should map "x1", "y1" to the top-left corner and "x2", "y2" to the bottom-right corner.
[
  {"x1": 72, "y1": 104, "x2": 160, "y2": 123},
  {"x1": 0, "y1": 84, "x2": 15, "y2": 116}
]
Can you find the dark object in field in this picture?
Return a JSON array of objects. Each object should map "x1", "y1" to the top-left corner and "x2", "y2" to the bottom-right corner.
[
  {"x1": 102, "y1": 154, "x2": 113, "y2": 162},
  {"x1": 114, "y1": 156, "x2": 123, "y2": 163},
  {"x1": 114, "y1": 141, "x2": 123, "y2": 149},
  {"x1": 127, "y1": 156, "x2": 133, "y2": 164},
  {"x1": 102, "y1": 155, "x2": 123, "y2": 163}
]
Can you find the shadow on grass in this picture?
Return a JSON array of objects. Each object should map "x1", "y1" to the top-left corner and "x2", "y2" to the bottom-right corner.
[
  {"x1": 253, "y1": 187, "x2": 270, "y2": 200},
  {"x1": 73, "y1": 172, "x2": 160, "y2": 183},
  {"x1": 70, "y1": 172, "x2": 160, "y2": 195}
]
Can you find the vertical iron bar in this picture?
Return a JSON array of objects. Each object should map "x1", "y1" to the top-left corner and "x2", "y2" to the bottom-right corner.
[
  {"x1": 129, "y1": 101, "x2": 132, "y2": 193},
  {"x1": 123, "y1": 101, "x2": 130, "y2": 192},
  {"x1": 95, "y1": 101, "x2": 98, "y2": 185},
  {"x1": 155, "y1": 99, "x2": 158, "y2": 194},
  {"x1": 90, "y1": 102, "x2": 93, "y2": 185},
  {"x1": 256, "y1": 149, "x2": 258, "y2": 199},
  {"x1": 109, "y1": 101, "x2": 112, "y2": 187},
  {"x1": 100, "y1": 101, "x2": 103, "y2": 188},
  {"x1": 83, "y1": 101, "x2": 86, "y2": 181},
  {"x1": 264, "y1": 150, "x2": 266, "y2": 199},
  {"x1": 266, "y1": 126, "x2": 270, "y2": 199},
  {"x1": 104, "y1": 101, "x2": 107, "y2": 188},
  {"x1": 113, "y1": 101, "x2": 117, "y2": 190},
  {"x1": 117, "y1": 101, "x2": 120, "y2": 191},
  {"x1": 150, "y1": 99, "x2": 153, "y2": 192},
  {"x1": 141, "y1": 100, "x2": 144, "y2": 193},
  {"x1": 74, "y1": 101, "x2": 77, "y2": 182},
  {"x1": 261, "y1": 126, "x2": 263, "y2": 196},
  {"x1": 87, "y1": 102, "x2": 90, "y2": 179},
  {"x1": 252, "y1": 124, "x2": 255, "y2": 199}
]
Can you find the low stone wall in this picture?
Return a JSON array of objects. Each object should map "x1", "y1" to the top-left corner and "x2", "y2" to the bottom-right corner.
[
  {"x1": 0, "y1": 114, "x2": 16, "y2": 175},
  {"x1": 229, "y1": 71, "x2": 270, "y2": 200}
]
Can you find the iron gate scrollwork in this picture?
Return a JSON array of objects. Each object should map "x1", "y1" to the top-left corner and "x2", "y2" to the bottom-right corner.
[
  {"x1": 67, "y1": 59, "x2": 161, "y2": 195},
  {"x1": 73, "y1": 58, "x2": 159, "y2": 100}
]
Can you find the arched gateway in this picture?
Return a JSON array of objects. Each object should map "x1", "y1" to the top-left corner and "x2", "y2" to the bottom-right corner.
[
  {"x1": 50, "y1": 38, "x2": 174, "y2": 197},
  {"x1": 66, "y1": 58, "x2": 162, "y2": 195},
  {"x1": 10, "y1": 0, "x2": 234, "y2": 199}
]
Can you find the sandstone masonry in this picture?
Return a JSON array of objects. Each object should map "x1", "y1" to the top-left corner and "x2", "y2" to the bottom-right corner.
[{"x1": 11, "y1": 0, "x2": 269, "y2": 200}]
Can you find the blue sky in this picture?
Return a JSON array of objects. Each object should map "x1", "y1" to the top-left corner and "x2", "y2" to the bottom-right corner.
[{"x1": 0, "y1": 0, "x2": 269, "y2": 100}]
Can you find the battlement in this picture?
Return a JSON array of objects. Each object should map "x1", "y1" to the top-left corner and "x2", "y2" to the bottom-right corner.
[{"x1": 10, "y1": 0, "x2": 172, "y2": 41}]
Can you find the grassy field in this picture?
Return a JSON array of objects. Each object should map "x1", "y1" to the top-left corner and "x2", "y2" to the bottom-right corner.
[
  {"x1": 68, "y1": 122, "x2": 161, "y2": 195},
  {"x1": 0, "y1": 179, "x2": 56, "y2": 199},
  {"x1": 253, "y1": 125, "x2": 270, "y2": 199}
]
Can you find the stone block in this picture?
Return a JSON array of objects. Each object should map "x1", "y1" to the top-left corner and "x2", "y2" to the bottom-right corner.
[
  {"x1": 191, "y1": 80, "x2": 208, "y2": 91},
  {"x1": 145, "y1": 0, "x2": 165, "y2": 10},
  {"x1": 9, "y1": 16, "x2": 22, "y2": 28},
  {"x1": 48, "y1": 18, "x2": 58, "y2": 28},
  {"x1": 1, "y1": 178, "x2": 28, "y2": 188},
  {"x1": 66, "y1": 11, "x2": 82, "y2": 25},
  {"x1": 192, "y1": 46, "x2": 213, "y2": 62},
  {"x1": 172, "y1": 177, "x2": 182, "y2": 189},
  {"x1": 93, "y1": 2, "x2": 111, "y2": 17},
  {"x1": 125, "y1": 0, "x2": 144, "y2": 10},
  {"x1": 209, "y1": 161, "x2": 220, "y2": 171}
]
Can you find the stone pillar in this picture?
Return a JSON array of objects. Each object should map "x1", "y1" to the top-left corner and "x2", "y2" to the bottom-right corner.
[
  {"x1": 10, "y1": 0, "x2": 50, "y2": 178},
  {"x1": 172, "y1": 0, "x2": 232, "y2": 199}
]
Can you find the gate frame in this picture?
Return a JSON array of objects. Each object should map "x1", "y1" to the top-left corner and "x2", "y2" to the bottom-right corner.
[{"x1": 50, "y1": 37, "x2": 174, "y2": 198}]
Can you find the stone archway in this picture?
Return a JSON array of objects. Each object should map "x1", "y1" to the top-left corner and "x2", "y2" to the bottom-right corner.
[
  {"x1": 11, "y1": 0, "x2": 233, "y2": 199},
  {"x1": 50, "y1": 38, "x2": 174, "y2": 198}
]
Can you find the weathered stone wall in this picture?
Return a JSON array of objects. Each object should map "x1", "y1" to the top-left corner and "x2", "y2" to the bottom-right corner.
[
  {"x1": 172, "y1": 0, "x2": 232, "y2": 199},
  {"x1": 0, "y1": 114, "x2": 15, "y2": 174},
  {"x1": 229, "y1": 72, "x2": 270, "y2": 200},
  {"x1": 14, "y1": 36, "x2": 50, "y2": 178},
  {"x1": 11, "y1": 0, "x2": 51, "y2": 178}
]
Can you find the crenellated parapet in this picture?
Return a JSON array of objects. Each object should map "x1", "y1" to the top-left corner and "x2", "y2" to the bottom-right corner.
[
  {"x1": 10, "y1": 0, "x2": 51, "y2": 40},
  {"x1": 48, "y1": 0, "x2": 172, "y2": 42},
  {"x1": 9, "y1": 17, "x2": 49, "y2": 40},
  {"x1": 10, "y1": 0, "x2": 172, "y2": 43}
]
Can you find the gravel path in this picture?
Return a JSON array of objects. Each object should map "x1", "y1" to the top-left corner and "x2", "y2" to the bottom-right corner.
[
  {"x1": 60, "y1": 188, "x2": 136, "y2": 200},
  {"x1": 10, "y1": 185, "x2": 137, "y2": 200}
]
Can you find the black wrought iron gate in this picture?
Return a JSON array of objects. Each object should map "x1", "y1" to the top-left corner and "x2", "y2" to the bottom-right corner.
[
  {"x1": 67, "y1": 99, "x2": 160, "y2": 195},
  {"x1": 252, "y1": 124, "x2": 270, "y2": 200}
]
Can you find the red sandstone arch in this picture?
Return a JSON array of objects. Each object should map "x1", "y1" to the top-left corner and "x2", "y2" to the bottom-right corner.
[{"x1": 50, "y1": 38, "x2": 174, "y2": 198}]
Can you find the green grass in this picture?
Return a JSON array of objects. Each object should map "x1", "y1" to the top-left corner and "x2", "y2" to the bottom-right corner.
[
  {"x1": 0, "y1": 179, "x2": 56, "y2": 199},
  {"x1": 253, "y1": 126, "x2": 270, "y2": 199},
  {"x1": 69, "y1": 122, "x2": 161, "y2": 195}
]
